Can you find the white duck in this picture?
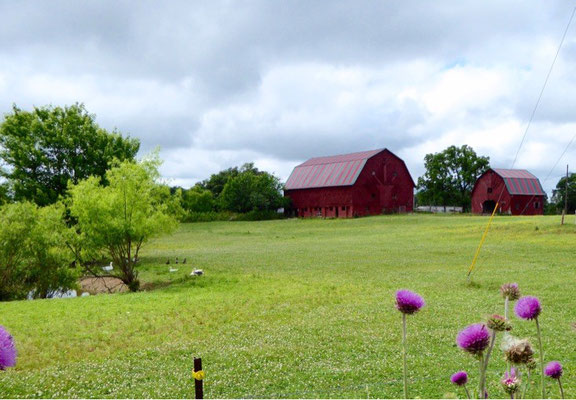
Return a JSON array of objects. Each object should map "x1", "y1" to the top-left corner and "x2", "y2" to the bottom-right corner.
[{"x1": 102, "y1": 262, "x2": 114, "y2": 272}]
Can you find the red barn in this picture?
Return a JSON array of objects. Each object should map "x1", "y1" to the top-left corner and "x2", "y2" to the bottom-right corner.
[
  {"x1": 284, "y1": 148, "x2": 414, "y2": 218},
  {"x1": 471, "y1": 168, "x2": 545, "y2": 215}
]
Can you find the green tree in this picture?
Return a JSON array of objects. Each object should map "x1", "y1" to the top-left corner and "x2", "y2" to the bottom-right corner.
[
  {"x1": 0, "y1": 104, "x2": 140, "y2": 206},
  {"x1": 28, "y1": 204, "x2": 80, "y2": 298},
  {"x1": 68, "y1": 156, "x2": 178, "y2": 291},
  {"x1": 199, "y1": 163, "x2": 261, "y2": 199},
  {"x1": 0, "y1": 202, "x2": 78, "y2": 301},
  {"x1": 0, "y1": 182, "x2": 9, "y2": 205},
  {"x1": 417, "y1": 145, "x2": 490, "y2": 212},
  {"x1": 218, "y1": 170, "x2": 285, "y2": 213},
  {"x1": 551, "y1": 172, "x2": 576, "y2": 214},
  {"x1": 182, "y1": 187, "x2": 215, "y2": 212}
]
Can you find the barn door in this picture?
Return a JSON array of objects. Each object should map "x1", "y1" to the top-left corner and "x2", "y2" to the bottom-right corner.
[
  {"x1": 379, "y1": 185, "x2": 393, "y2": 211},
  {"x1": 482, "y1": 200, "x2": 496, "y2": 214}
]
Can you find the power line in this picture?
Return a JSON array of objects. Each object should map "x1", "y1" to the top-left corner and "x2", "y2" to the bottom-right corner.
[
  {"x1": 517, "y1": 132, "x2": 575, "y2": 216},
  {"x1": 468, "y1": 6, "x2": 576, "y2": 278},
  {"x1": 509, "y1": 5, "x2": 576, "y2": 171}
]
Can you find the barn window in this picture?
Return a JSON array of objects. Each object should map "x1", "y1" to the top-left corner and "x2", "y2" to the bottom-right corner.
[
  {"x1": 329, "y1": 207, "x2": 333, "y2": 211},
  {"x1": 342, "y1": 206, "x2": 346, "y2": 210},
  {"x1": 371, "y1": 193, "x2": 376, "y2": 198},
  {"x1": 515, "y1": 203, "x2": 520, "y2": 210},
  {"x1": 393, "y1": 171, "x2": 398, "y2": 177},
  {"x1": 487, "y1": 187, "x2": 492, "y2": 193},
  {"x1": 534, "y1": 202, "x2": 540, "y2": 209}
]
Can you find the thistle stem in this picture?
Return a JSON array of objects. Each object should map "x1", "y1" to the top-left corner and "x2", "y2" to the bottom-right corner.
[
  {"x1": 485, "y1": 331, "x2": 496, "y2": 378},
  {"x1": 478, "y1": 353, "x2": 485, "y2": 399},
  {"x1": 464, "y1": 384, "x2": 471, "y2": 399},
  {"x1": 558, "y1": 378, "x2": 565, "y2": 399},
  {"x1": 535, "y1": 318, "x2": 545, "y2": 399},
  {"x1": 402, "y1": 313, "x2": 408, "y2": 399},
  {"x1": 481, "y1": 330, "x2": 497, "y2": 393},
  {"x1": 504, "y1": 296, "x2": 510, "y2": 374},
  {"x1": 521, "y1": 369, "x2": 531, "y2": 399}
]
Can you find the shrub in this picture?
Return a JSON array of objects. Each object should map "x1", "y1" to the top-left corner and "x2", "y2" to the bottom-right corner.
[
  {"x1": 181, "y1": 210, "x2": 284, "y2": 223},
  {"x1": 0, "y1": 202, "x2": 78, "y2": 301}
]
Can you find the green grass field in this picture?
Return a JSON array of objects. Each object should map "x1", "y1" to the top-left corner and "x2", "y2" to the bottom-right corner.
[{"x1": 1, "y1": 214, "x2": 575, "y2": 398}]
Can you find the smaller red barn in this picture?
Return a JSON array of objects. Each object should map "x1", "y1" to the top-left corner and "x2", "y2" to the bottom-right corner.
[{"x1": 471, "y1": 168, "x2": 545, "y2": 215}]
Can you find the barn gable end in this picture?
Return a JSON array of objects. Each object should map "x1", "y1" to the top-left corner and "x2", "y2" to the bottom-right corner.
[{"x1": 284, "y1": 148, "x2": 414, "y2": 218}]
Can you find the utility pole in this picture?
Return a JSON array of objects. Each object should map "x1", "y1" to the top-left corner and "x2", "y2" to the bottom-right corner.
[{"x1": 562, "y1": 164, "x2": 569, "y2": 225}]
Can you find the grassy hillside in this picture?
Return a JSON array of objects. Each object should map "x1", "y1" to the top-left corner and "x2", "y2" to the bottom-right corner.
[{"x1": 1, "y1": 214, "x2": 575, "y2": 398}]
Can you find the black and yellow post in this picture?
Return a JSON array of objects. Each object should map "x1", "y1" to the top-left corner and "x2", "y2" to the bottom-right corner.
[{"x1": 192, "y1": 357, "x2": 204, "y2": 399}]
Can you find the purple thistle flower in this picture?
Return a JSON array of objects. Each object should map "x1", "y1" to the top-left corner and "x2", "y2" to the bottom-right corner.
[
  {"x1": 545, "y1": 361, "x2": 563, "y2": 379},
  {"x1": 0, "y1": 326, "x2": 16, "y2": 370},
  {"x1": 515, "y1": 296, "x2": 541, "y2": 320},
  {"x1": 450, "y1": 371, "x2": 468, "y2": 386},
  {"x1": 456, "y1": 324, "x2": 490, "y2": 355},
  {"x1": 395, "y1": 290, "x2": 425, "y2": 315}
]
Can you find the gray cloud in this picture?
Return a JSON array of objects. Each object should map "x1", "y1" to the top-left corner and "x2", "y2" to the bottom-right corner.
[{"x1": 1, "y1": 0, "x2": 576, "y2": 195}]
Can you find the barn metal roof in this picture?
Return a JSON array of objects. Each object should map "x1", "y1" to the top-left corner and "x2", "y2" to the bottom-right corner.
[
  {"x1": 492, "y1": 168, "x2": 545, "y2": 195},
  {"x1": 285, "y1": 149, "x2": 384, "y2": 190}
]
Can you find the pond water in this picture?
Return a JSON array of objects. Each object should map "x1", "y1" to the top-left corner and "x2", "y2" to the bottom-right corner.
[{"x1": 26, "y1": 289, "x2": 90, "y2": 300}]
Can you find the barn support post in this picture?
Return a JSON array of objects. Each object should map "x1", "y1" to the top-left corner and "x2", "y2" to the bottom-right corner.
[{"x1": 562, "y1": 164, "x2": 568, "y2": 225}]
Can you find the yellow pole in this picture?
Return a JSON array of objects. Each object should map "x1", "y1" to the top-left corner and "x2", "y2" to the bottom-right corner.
[{"x1": 467, "y1": 202, "x2": 499, "y2": 278}]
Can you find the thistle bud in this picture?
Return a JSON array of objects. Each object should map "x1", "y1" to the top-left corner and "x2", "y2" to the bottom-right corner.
[
  {"x1": 487, "y1": 314, "x2": 511, "y2": 332},
  {"x1": 501, "y1": 368, "x2": 521, "y2": 395},
  {"x1": 500, "y1": 283, "x2": 520, "y2": 301}
]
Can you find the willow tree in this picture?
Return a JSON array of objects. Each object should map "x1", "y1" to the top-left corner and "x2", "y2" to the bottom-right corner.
[
  {"x1": 0, "y1": 201, "x2": 78, "y2": 301},
  {"x1": 68, "y1": 156, "x2": 179, "y2": 291}
]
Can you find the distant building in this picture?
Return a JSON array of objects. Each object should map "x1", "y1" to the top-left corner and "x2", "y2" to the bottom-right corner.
[
  {"x1": 471, "y1": 168, "x2": 545, "y2": 215},
  {"x1": 415, "y1": 206, "x2": 463, "y2": 213},
  {"x1": 284, "y1": 148, "x2": 414, "y2": 218}
]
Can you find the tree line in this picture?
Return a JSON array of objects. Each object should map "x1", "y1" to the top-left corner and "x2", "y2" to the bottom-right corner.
[
  {"x1": 175, "y1": 163, "x2": 288, "y2": 221},
  {"x1": 1, "y1": 104, "x2": 572, "y2": 218}
]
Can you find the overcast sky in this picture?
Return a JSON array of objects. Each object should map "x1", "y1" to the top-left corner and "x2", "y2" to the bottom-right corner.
[{"x1": 1, "y1": 0, "x2": 576, "y2": 195}]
